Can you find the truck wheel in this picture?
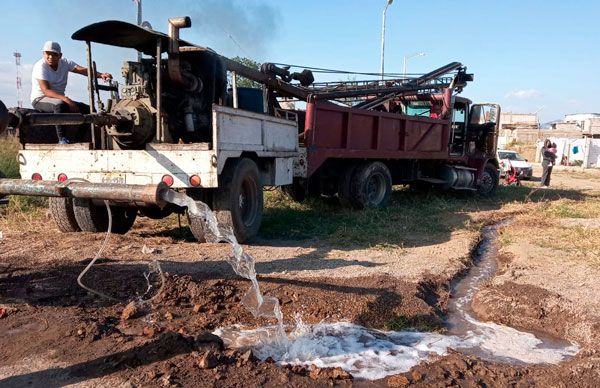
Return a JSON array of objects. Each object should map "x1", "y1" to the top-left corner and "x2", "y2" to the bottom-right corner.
[
  {"x1": 477, "y1": 163, "x2": 499, "y2": 197},
  {"x1": 73, "y1": 199, "x2": 138, "y2": 234},
  {"x1": 350, "y1": 161, "x2": 392, "y2": 209},
  {"x1": 185, "y1": 188, "x2": 213, "y2": 242},
  {"x1": 338, "y1": 163, "x2": 358, "y2": 208},
  {"x1": 213, "y1": 158, "x2": 263, "y2": 243},
  {"x1": 49, "y1": 197, "x2": 81, "y2": 233}
]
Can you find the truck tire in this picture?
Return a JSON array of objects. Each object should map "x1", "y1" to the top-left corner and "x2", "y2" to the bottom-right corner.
[
  {"x1": 338, "y1": 163, "x2": 359, "y2": 208},
  {"x1": 349, "y1": 161, "x2": 392, "y2": 209},
  {"x1": 477, "y1": 163, "x2": 499, "y2": 197},
  {"x1": 49, "y1": 197, "x2": 81, "y2": 233},
  {"x1": 213, "y1": 158, "x2": 263, "y2": 243},
  {"x1": 185, "y1": 188, "x2": 213, "y2": 242},
  {"x1": 73, "y1": 199, "x2": 138, "y2": 234}
]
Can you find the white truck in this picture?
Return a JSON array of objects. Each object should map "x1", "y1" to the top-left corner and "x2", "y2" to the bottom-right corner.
[{"x1": 1, "y1": 17, "x2": 300, "y2": 242}]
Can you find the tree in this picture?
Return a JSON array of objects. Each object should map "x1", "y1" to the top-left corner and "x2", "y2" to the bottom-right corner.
[{"x1": 229, "y1": 56, "x2": 262, "y2": 89}]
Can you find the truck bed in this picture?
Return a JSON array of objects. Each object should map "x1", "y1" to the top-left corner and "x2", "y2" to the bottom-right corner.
[
  {"x1": 18, "y1": 105, "x2": 299, "y2": 188},
  {"x1": 303, "y1": 102, "x2": 453, "y2": 176}
]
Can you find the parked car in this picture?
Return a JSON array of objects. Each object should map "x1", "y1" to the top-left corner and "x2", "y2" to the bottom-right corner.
[{"x1": 497, "y1": 150, "x2": 533, "y2": 180}]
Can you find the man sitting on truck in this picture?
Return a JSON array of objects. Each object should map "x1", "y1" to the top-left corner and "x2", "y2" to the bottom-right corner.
[{"x1": 30, "y1": 41, "x2": 113, "y2": 144}]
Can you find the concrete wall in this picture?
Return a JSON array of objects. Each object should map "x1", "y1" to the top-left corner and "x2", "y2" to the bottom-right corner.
[{"x1": 535, "y1": 137, "x2": 600, "y2": 168}]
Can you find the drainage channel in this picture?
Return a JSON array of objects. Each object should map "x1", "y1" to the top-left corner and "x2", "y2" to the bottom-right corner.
[
  {"x1": 206, "y1": 217, "x2": 579, "y2": 380},
  {"x1": 445, "y1": 221, "x2": 579, "y2": 364}
]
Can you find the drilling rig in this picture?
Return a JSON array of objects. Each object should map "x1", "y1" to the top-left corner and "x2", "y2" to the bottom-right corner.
[{"x1": 0, "y1": 16, "x2": 500, "y2": 242}]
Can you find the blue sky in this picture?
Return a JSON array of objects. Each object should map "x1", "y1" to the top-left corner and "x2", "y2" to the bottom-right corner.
[{"x1": 1, "y1": 0, "x2": 598, "y2": 122}]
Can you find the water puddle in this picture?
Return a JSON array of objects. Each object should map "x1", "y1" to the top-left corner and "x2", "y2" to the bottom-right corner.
[{"x1": 162, "y1": 192, "x2": 579, "y2": 380}]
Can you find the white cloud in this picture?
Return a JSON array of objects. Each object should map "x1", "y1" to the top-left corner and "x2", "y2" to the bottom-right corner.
[{"x1": 504, "y1": 89, "x2": 542, "y2": 99}]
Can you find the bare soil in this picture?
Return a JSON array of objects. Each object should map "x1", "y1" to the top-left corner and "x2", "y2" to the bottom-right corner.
[{"x1": 1, "y1": 168, "x2": 599, "y2": 387}]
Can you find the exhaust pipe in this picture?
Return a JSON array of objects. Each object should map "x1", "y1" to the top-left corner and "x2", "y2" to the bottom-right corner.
[
  {"x1": 167, "y1": 16, "x2": 192, "y2": 87},
  {"x1": 0, "y1": 179, "x2": 169, "y2": 207}
]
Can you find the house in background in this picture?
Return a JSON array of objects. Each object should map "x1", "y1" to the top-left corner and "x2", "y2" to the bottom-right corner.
[
  {"x1": 538, "y1": 113, "x2": 600, "y2": 167},
  {"x1": 498, "y1": 112, "x2": 540, "y2": 148},
  {"x1": 498, "y1": 111, "x2": 600, "y2": 168}
]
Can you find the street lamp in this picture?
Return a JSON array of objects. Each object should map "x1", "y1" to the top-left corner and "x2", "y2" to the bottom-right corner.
[
  {"x1": 403, "y1": 52, "x2": 425, "y2": 78},
  {"x1": 380, "y1": 0, "x2": 394, "y2": 80}
]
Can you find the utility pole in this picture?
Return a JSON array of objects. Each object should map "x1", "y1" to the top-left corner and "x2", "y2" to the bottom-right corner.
[
  {"x1": 13, "y1": 52, "x2": 22, "y2": 108},
  {"x1": 380, "y1": 0, "x2": 394, "y2": 81}
]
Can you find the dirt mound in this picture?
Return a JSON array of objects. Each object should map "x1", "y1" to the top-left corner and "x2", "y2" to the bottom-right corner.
[{"x1": 385, "y1": 349, "x2": 600, "y2": 387}]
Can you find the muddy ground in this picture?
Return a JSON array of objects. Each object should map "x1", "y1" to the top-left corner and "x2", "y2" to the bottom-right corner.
[{"x1": 1, "y1": 165, "x2": 599, "y2": 387}]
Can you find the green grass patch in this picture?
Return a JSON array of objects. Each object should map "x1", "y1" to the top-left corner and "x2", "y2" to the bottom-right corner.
[
  {"x1": 261, "y1": 187, "x2": 476, "y2": 246},
  {"x1": 262, "y1": 180, "x2": 598, "y2": 249},
  {"x1": 0, "y1": 136, "x2": 20, "y2": 178}
]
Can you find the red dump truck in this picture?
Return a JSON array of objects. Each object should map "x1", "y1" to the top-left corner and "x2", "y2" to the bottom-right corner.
[{"x1": 0, "y1": 16, "x2": 499, "y2": 242}]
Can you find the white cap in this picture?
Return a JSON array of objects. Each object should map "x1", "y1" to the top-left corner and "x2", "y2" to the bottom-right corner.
[{"x1": 42, "y1": 41, "x2": 61, "y2": 54}]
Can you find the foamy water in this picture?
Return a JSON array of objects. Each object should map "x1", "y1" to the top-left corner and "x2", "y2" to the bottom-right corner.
[
  {"x1": 162, "y1": 192, "x2": 579, "y2": 380},
  {"x1": 216, "y1": 320, "x2": 462, "y2": 380}
]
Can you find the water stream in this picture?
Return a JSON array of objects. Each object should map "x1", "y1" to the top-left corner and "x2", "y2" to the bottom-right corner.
[
  {"x1": 161, "y1": 190, "x2": 288, "y2": 346},
  {"x1": 162, "y1": 192, "x2": 579, "y2": 380}
]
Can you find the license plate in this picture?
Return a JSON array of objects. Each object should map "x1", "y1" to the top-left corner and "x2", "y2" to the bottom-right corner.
[{"x1": 101, "y1": 173, "x2": 126, "y2": 184}]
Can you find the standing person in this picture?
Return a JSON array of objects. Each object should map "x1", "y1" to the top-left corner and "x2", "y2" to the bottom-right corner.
[
  {"x1": 540, "y1": 139, "x2": 556, "y2": 188},
  {"x1": 30, "y1": 41, "x2": 112, "y2": 144}
]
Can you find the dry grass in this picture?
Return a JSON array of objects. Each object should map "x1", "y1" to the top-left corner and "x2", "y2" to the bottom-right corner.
[
  {"x1": 558, "y1": 170, "x2": 600, "y2": 182},
  {"x1": 501, "y1": 194, "x2": 600, "y2": 268},
  {"x1": 0, "y1": 196, "x2": 47, "y2": 233},
  {"x1": 0, "y1": 137, "x2": 49, "y2": 232}
]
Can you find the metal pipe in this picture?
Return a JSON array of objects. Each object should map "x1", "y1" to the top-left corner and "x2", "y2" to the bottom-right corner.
[
  {"x1": 232, "y1": 71, "x2": 238, "y2": 108},
  {"x1": 156, "y1": 37, "x2": 163, "y2": 142},
  {"x1": 85, "y1": 41, "x2": 95, "y2": 113},
  {"x1": 24, "y1": 113, "x2": 120, "y2": 127},
  {"x1": 223, "y1": 57, "x2": 311, "y2": 100},
  {"x1": 136, "y1": 0, "x2": 142, "y2": 62},
  {"x1": 314, "y1": 83, "x2": 450, "y2": 100},
  {"x1": 0, "y1": 179, "x2": 169, "y2": 206},
  {"x1": 406, "y1": 62, "x2": 462, "y2": 86},
  {"x1": 167, "y1": 16, "x2": 191, "y2": 87},
  {"x1": 86, "y1": 41, "x2": 97, "y2": 149}
]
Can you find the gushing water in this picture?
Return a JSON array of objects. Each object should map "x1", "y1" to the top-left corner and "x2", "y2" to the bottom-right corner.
[
  {"x1": 162, "y1": 191, "x2": 579, "y2": 380},
  {"x1": 161, "y1": 190, "x2": 287, "y2": 345}
]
